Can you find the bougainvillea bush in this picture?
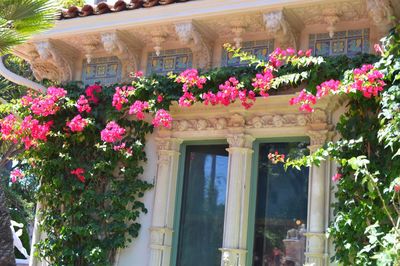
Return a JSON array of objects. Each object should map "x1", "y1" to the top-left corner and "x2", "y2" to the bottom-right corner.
[{"x1": 0, "y1": 25, "x2": 396, "y2": 265}]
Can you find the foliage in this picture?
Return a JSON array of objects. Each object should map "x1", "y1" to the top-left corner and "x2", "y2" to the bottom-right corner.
[
  {"x1": 0, "y1": 33, "x2": 390, "y2": 265},
  {"x1": 285, "y1": 25, "x2": 400, "y2": 265},
  {"x1": 58, "y1": 0, "x2": 85, "y2": 8}
]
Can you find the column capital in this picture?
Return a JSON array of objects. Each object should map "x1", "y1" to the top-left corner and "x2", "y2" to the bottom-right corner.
[
  {"x1": 220, "y1": 248, "x2": 247, "y2": 266},
  {"x1": 307, "y1": 130, "x2": 333, "y2": 153},
  {"x1": 226, "y1": 133, "x2": 255, "y2": 149},
  {"x1": 155, "y1": 137, "x2": 183, "y2": 152}
]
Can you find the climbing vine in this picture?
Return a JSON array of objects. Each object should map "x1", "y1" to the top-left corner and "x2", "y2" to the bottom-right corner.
[{"x1": 0, "y1": 26, "x2": 393, "y2": 265}]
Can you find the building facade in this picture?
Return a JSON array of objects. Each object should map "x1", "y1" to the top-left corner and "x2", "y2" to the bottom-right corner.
[{"x1": 14, "y1": 0, "x2": 399, "y2": 265}]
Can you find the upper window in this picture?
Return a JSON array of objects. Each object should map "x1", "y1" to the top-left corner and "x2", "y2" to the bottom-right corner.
[
  {"x1": 82, "y1": 56, "x2": 122, "y2": 85},
  {"x1": 221, "y1": 39, "x2": 274, "y2": 67},
  {"x1": 147, "y1": 48, "x2": 193, "y2": 75},
  {"x1": 309, "y1": 28, "x2": 370, "y2": 57}
]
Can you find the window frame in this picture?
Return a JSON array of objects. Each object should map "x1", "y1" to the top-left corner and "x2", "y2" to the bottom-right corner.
[{"x1": 246, "y1": 137, "x2": 310, "y2": 266}]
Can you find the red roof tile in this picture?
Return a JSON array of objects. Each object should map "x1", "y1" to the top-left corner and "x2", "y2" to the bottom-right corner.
[{"x1": 60, "y1": 0, "x2": 191, "y2": 20}]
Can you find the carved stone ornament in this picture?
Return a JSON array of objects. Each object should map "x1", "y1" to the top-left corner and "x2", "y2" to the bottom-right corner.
[
  {"x1": 227, "y1": 133, "x2": 254, "y2": 148},
  {"x1": 366, "y1": 0, "x2": 394, "y2": 34},
  {"x1": 263, "y1": 10, "x2": 298, "y2": 48},
  {"x1": 175, "y1": 21, "x2": 213, "y2": 69},
  {"x1": 100, "y1": 31, "x2": 140, "y2": 76},
  {"x1": 322, "y1": 8, "x2": 341, "y2": 38},
  {"x1": 27, "y1": 40, "x2": 77, "y2": 82}
]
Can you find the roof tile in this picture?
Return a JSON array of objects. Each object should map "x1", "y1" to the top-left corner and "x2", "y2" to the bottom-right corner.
[{"x1": 60, "y1": 0, "x2": 190, "y2": 20}]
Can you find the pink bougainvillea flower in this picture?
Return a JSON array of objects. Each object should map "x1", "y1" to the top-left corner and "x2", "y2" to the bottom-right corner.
[
  {"x1": 113, "y1": 142, "x2": 126, "y2": 151},
  {"x1": 374, "y1": 43, "x2": 384, "y2": 55},
  {"x1": 332, "y1": 173, "x2": 342, "y2": 182},
  {"x1": 85, "y1": 85, "x2": 102, "y2": 104},
  {"x1": 157, "y1": 95, "x2": 163, "y2": 103},
  {"x1": 252, "y1": 68, "x2": 274, "y2": 97},
  {"x1": 0, "y1": 114, "x2": 18, "y2": 142},
  {"x1": 112, "y1": 86, "x2": 134, "y2": 111},
  {"x1": 101, "y1": 121, "x2": 126, "y2": 143},
  {"x1": 289, "y1": 89, "x2": 317, "y2": 112},
  {"x1": 10, "y1": 168, "x2": 25, "y2": 183},
  {"x1": 152, "y1": 109, "x2": 172, "y2": 128},
  {"x1": 70, "y1": 168, "x2": 85, "y2": 183},
  {"x1": 76, "y1": 95, "x2": 91, "y2": 113},
  {"x1": 395, "y1": 184, "x2": 400, "y2": 193},
  {"x1": 134, "y1": 71, "x2": 143, "y2": 78},
  {"x1": 129, "y1": 100, "x2": 149, "y2": 120},
  {"x1": 66, "y1": 115, "x2": 88, "y2": 132},
  {"x1": 47, "y1": 87, "x2": 67, "y2": 100},
  {"x1": 316, "y1": 79, "x2": 341, "y2": 98},
  {"x1": 351, "y1": 64, "x2": 385, "y2": 98}
]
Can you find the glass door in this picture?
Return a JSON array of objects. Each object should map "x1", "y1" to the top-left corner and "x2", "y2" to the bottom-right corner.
[
  {"x1": 176, "y1": 145, "x2": 229, "y2": 266},
  {"x1": 252, "y1": 142, "x2": 309, "y2": 266}
]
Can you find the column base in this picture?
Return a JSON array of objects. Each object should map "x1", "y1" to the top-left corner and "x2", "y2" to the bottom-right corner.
[{"x1": 219, "y1": 248, "x2": 247, "y2": 266}]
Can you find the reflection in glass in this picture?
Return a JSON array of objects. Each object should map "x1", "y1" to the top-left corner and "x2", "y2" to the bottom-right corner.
[
  {"x1": 176, "y1": 145, "x2": 228, "y2": 266},
  {"x1": 253, "y1": 142, "x2": 309, "y2": 266}
]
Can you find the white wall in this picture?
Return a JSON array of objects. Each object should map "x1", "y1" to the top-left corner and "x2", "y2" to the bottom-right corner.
[{"x1": 116, "y1": 134, "x2": 157, "y2": 266}]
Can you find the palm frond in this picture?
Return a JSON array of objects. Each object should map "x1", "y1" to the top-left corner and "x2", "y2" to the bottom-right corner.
[
  {"x1": 0, "y1": 28, "x2": 24, "y2": 55},
  {"x1": 0, "y1": 0, "x2": 57, "y2": 36}
]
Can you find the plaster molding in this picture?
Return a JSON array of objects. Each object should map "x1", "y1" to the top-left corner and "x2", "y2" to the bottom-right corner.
[
  {"x1": 100, "y1": 31, "x2": 141, "y2": 76},
  {"x1": 175, "y1": 21, "x2": 213, "y2": 69},
  {"x1": 322, "y1": 8, "x2": 341, "y2": 38},
  {"x1": 27, "y1": 39, "x2": 77, "y2": 82},
  {"x1": 366, "y1": 0, "x2": 394, "y2": 34},
  {"x1": 263, "y1": 10, "x2": 298, "y2": 48}
]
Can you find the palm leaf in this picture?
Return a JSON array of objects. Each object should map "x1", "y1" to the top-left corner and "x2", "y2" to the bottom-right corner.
[{"x1": 0, "y1": 0, "x2": 57, "y2": 54}]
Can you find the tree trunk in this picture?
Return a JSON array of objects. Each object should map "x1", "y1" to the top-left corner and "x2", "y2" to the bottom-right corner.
[{"x1": 0, "y1": 185, "x2": 15, "y2": 266}]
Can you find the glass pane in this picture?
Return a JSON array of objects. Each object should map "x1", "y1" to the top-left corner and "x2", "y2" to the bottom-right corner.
[
  {"x1": 177, "y1": 145, "x2": 229, "y2": 266},
  {"x1": 253, "y1": 142, "x2": 309, "y2": 266}
]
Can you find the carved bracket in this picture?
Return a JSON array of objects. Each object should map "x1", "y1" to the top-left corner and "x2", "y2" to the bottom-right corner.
[
  {"x1": 263, "y1": 10, "x2": 299, "y2": 49},
  {"x1": 322, "y1": 8, "x2": 341, "y2": 38},
  {"x1": 367, "y1": 0, "x2": 394, "y2": 35},
  {"x1": 101, "y1": 31, "x2": 141, "y2": 77},
  {"x1": 175, "y1": 21, "x2": 213, "y2": 69},
  {"x1": 27, "y1": 40, "x2": 77, "y2": 82}
]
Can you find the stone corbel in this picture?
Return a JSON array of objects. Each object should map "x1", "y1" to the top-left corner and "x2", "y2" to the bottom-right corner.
[
  {"x1": 175, "y1": 21, "x2": 213, "y2": 69},
  {"x1": 100, "y1": 31, "x2": 141, "y2": 78},
  {"x1": 263, "y1": 10, "x2": 299, "y2": 49},
  {"x1": 150, "y1": 31, "x2": 167, "y2": 57},
  {"x1": 367, "y1": 0, "x2": 394, "y2": 35},
  {"x1": 322, "y1": 8, "x2": 341, "y2": 38},
  {"x1": 27, "y1": 39, "x2": 76, "y2": 82},
  {"x1": 82, "y1": 36, "x2": 100, "y2": 64},
  {"x1": 230, "y1": 21, "x2": 248, "y2": 48}
]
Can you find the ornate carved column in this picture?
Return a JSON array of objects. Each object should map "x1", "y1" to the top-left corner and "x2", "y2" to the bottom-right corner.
[
  {"x1": 149, "y1": 134, "x2": 182, "y2": 266},
  {"x1": 304, "y1": 129, "x2": 330, "y2": 266},
  {"x1": 220, "y1": 124, "x2": 255, "y2": 266}
]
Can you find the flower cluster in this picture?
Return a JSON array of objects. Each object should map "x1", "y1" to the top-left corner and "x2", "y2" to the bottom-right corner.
[
  {"x1": 268, "y1": 47, "x2": 312, "y2": 69},
  {"x1": 76, "y1": 95, "x2": 91, "y2": 113},
  {"x1": 350, "y1": 64, "x2": 385, "y2": 98},
  {"x1": 152, "y1": 109, "x2": 172, "y2": 128},
  {"x1": 21, "y1": 87, "x2": 67, "y2": 117},
  {"x1": 332, "y1": 173, "x2": 342, "y2": 182},
  {"x1": 0, "y1": 114, "x2": 53, "y2": 149},
  {"x1": 67, "y1": 115, "x2": 88, "y2": 132},
  {"x1": 70, "y1": 168, "x2": 85, "y2": 183},
  {"x1": 289, "y1": 89, "x2": 317, "y2": 112},
  {"x1": 10, "y1": 168, "x2": 25, "y2": 183},
  {"x1": 176, "y1": 69, "x2": 207, "y2": 107},
  {"x1": 202, "y1": 77, "x2": 256, "y2": 109},
  {"x1": 129, "y1": 100, "x2": 149, "y2": 120},
  {"x1": 316, "y1": 79, "x2": 341, "y2": 98},
  {"x1": 252, "y1": 68, "x2": 274, "y2": 97},
  {"x1": 100, "y1": 121, "x2": 125, "y2": 143},
  {"x1": 268, "y1": 151, "x2": 285, "y2": 164},
  {"x1": 85, "y1": 85, "x2": 102, "y2": 104},
  {"x1": 112, "y1": 86, "x2": 134, "y2": 111}
]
